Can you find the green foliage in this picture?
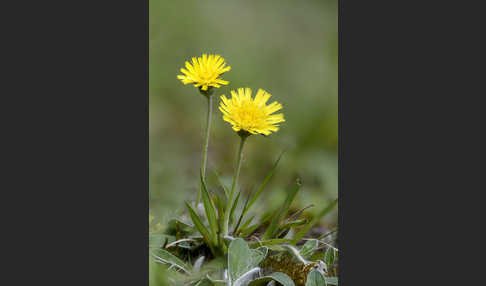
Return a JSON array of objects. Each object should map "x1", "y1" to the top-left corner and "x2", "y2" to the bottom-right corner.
[
  {"x1": 228, "y1": 238, "x2": 258, "y2": 283},
  {"x1": 305, "y1": 270, "x2": 326, "y2": 286},
  {"x1": 150, "y1": 2, "x2": 338, "y2": 284},
  {"x1": 293, "y1": 199, "x2": 338, "y2": 244},
  {"x1": 245, "y1": 150, "x2": 285, "y2": 214},
  {"x1": 200, "y1": 171, "x2": 219, "y2": 245},
  {"x1": 185, "y1": 202, "x2": 216, "y2": 256},
  {"x1": 324, "y1": 277, "x2": 338, "y2": 285},
  {"x1": 324, "y1": 247, "x2": 336, "y2": 270},
  {"x1": 149, "y1": 233, "x2": 175, "y2": 249},
  {"x1": 300, "y1": 239, "x2": 319, "y2": 259},
  {"x1": 248, "y1": 272, "x2": 296, "y2": 286},
  {"x1": 263, "y1": 180, "x2": 302, "y2": 239},
  {"x1": 151, "y1": 248, "x2": 192, "y2": 274}
]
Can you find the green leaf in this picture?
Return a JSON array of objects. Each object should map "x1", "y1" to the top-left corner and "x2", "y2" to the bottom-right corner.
[
  {"x1": 300, "y1": 239, "x2": 319, "y2": 259},
  {"x1": 263, "y1": 180, "x2": 302, "y2": 239},
  {"x1": 245, "y1": 151, "x2": 285, "y2": 214},
  {"x1": 229, "y1": 190, "x2": 241, "y2": 226},
  {"x1": 248, "y1": 238, "x2": 293, "y2": 248},
  {"x1": 250, "y1": 246, "x2": 267, "y2": 266},
  {"x1": 248, "y1": 272, "x2": 295, "y2": 286},
  {"x1": 325, "y1": 277, "x2": 338, "y2": 285},
  {"x1": 194, "y1": 278, "x2": 215, "y2": 286},
  {"x1": 275, "y1": 219, "x2": 308, "y2": 238},
  {"x1": 293, "y1": 199, "x2": 338, "y2": 244},
  {"x1": 151, "y1": 248, "x2": 192, "y2": 274},
  {"x1": 305, "y1": 270, "x2": 326, "y2": 286},
  {"x1": 213, "y1": 169, "x2": 230, "y2": 200},
  {"x1": 200, "y1": 171, "x2": 218, "y2": 245},
  {"x1": 324, "y1": 247, "x2": 336, "y2": 269},
  {"x1": 228, "y1": 238, "x2": 253, "y2": 283},
  {"x1": 233, "y1": 192, "x2": 252, "y2": 234},
  {"x1": 318, "y1": 229, "x2": 337, "y2": 240},
  {"x1": 149, "y1": 234, "x2": 175, "y2": 248},
  {"x1": 185, "y1": 202, "x2": 216, "y2": 256},
  {"x1": 236, "y1": 215, "x2": 254, "y2": 235},
  {"x1": 233, "y1": 268, "x2": 261, "y2": 286}
]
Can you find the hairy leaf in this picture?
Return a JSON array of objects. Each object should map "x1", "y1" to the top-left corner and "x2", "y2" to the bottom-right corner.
[
  {"x1": 248, "y1": 272, "x2": 295, "y2": 286},
  {"x1": 305, "y1": 270, "x2": 326, "y2": 286}
]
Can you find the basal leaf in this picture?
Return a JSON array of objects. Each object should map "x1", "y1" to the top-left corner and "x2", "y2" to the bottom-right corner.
[
  {"x1": 151, "y1": 248, "x2": 192, "y2": 274},
  {"x1": 232, "y1": 267, "x2": 261, "y2": 286},
  {"x1": 305, "y1": 270, "x2": 326, "y2": 286},
  {"x1": 300, "y1": 239, "x2": 319, "y2": 259},
  {"x1": 228, "y1": 238, "x2": 253, "y2": 283},
  {"x1": 324, "y1": 247, "x2": 336, "y2": 269},
  {"x1": 149, "y1": 233, "x2": 175, "y2": 248},
  {"x1": 325, "y1": 277, "x2": 338, "y2": 285},
  {"x1": 248, "y1": 272, "x2": 295, "y2": 286},
  {"x1": 249, "y1": 246, "x2": 267, "y2": 266},
  {"x1": 185, "y1": 202, "x2": 216, "y2": 255}
]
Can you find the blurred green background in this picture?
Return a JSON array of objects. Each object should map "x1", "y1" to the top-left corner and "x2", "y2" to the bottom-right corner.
[{"x1": 150, "y1": 0, "x2": 338, "y2": 226}]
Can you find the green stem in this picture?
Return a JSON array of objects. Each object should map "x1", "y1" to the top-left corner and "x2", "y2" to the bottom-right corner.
[
  {"x1": 223, "y1": 134, "x2": 248, "y2": 237},
  {"x1": 197, "y1": 95, "x2": 213, "y2": 205}
]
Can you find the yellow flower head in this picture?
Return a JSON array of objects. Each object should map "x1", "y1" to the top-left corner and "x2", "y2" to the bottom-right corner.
[
  {"x1": 219, "y1": 88, "x2": 285, "y2": 136},
  {"x1": 177, "y1": 54, "x2": 231, "y2": 92}
]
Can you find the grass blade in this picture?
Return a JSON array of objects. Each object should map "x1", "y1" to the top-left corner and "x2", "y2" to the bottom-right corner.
[
  {"x1": 233, "y1": 192, "x2": 252, "y2": 234},
  {"x1": 244, "y1": 150, "x2": 285, "y2": 214},
  {"x1": 200, "y1": 171, "x2": 218, "y2": 245},
  {"x1": 213, "y1": 169, "x2": 230, "y2": 200},
  {"x1": 235, "y1": 215, "x2": 254, "y2": 236},
  {"x1": 262, "y1": 179, "x2": 302, "y2": 239},
  {"x1": 240, "y1": 211, "x2": 274, "y2": 237},
  {"x1": 292, "y1": 198, "x2": 337, "y2": 244},
  {"x1": 229, "y1": 190, "x2": 241, "y2": 227},
  {"x1": 184, "y1": 202, "x2": 216, "y2": 255}
]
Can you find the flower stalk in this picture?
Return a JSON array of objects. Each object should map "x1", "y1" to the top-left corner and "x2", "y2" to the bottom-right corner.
[
  {"x1": 197, "y1": 88, "x2": 214, "y2": 205},
  {"x1": 223, "y1": 132, "x2": 249, "y2": 237}
]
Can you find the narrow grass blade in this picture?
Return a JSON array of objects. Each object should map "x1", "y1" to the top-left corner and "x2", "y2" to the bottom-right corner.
[
  {"x1": 286, "y1": 204, "x2": 314, "y2": 222},
  {"x1": 244, "y1": 150, "x2": 285, "y2": 214},
  {"x1": 275, "y1": 219, "x2": 307, "y2": 238},
  {"x1": 292, "y1": 198, "x2": 337, "y2": 244},
  {"x1": 235, "y1": 215, "x2": 254, "y2": 236},
  {"x1": 278, "y1": 219, "x2": 307, "y2": 230},
  {"x1": 240, "y1": 211, "x2": 274, "y2": 237},
  {"x1": 213, "y1": 169, "x2": 230, "y2": 200},
  {"x1": 185, "y1": 202, "x2": 216, "y2": 255},
  {"x1": 233, "y1": 192, "x2": 252, "y2": 234},
  {"x1": 318, "y1": 229, "x2": 337, "y2": 240},
  {"x1": 262, "y1": 180, "x2": 302, "y2": 239},
  {"x1": 200, "y1": 171, "x2": 218, "y2": 244},
  {"x1": 229, "y1": 190, "x2": 241, "y2": 226}
]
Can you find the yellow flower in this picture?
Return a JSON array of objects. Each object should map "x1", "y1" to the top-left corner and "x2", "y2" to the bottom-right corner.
[
  {"x1": 177, "y1": 54, "x2": 231, "y2": 92},
  {"x1": 219, "y1": 88, "x2": 285, "y2": 136}
]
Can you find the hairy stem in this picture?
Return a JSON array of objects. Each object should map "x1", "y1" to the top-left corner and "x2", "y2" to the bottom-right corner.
[
  {"x1": 223, "y1": 134, "x2": 248, "y2": 237},
  {"x1": 197, "y1": 95, "x2": 213, "y2": 205}
]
